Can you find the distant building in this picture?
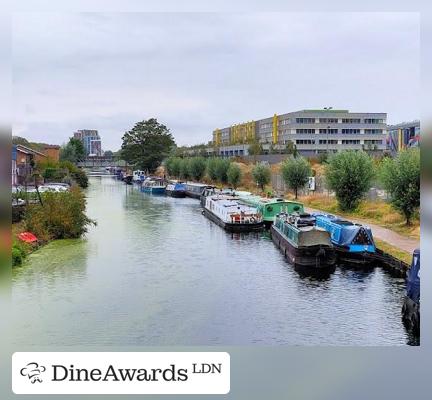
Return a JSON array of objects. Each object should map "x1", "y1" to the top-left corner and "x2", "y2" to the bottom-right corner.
[
  {"x1": 387, "y1": 120, "x2": 420, "y2": 153},
  {"x1": 42, "y1": 144, "x2": 61, "y2": 161},
  {"x1": 12, "y1": 144, "x2": 47, "y2": 186},
  {"x1": 73, "y1": 129, "x2": 102, "y2": 156},
  {"x1": 211, "y1": 109, "x2": 387, "y2": 157}
]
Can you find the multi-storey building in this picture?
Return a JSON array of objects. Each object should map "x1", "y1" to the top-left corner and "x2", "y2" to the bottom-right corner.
[
  {"x1": 73, "y1": 129, "x2": 102, "y2": 156},
  {"x1": 212, "y1": 109, "x2": 387, "y2": 157},
  {"x1": 387, "y1": 120, "x2": 420, "y2": 154}
]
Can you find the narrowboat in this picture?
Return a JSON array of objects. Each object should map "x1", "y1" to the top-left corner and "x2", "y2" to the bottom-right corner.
[
  {"x1": 203, "y1": 194, "x2": 264, "y2": 232},
  {"x1": 166, "y1": 181, "x2": 186, "y2": 198},
  {"x1": 314, "y1": 213, "x2": 376, "y2": 264},
  {"x1": 271, "y1": 213, "x2": 336, "y2": 269},
  {"x1": 200, "y1": 187, "x2": 235, "y2": 207},
  {"x1": 238, "y1": 193, "x2": 304, "y2": 228},
  {"x1": 140, "y1": 178, "x2": 166, "y2": 195},
  {"x1": 185, "y1": 182, "x2": 214, "y2": 199},
  {"x1": 402, "y1": 248, "x2": 420, "y2": 335},
  {"x1": 132, "y1": 170, "x2": 146, "y2": 183}
]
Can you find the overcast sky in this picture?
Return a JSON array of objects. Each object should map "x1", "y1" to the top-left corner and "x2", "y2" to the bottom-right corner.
[{"x1": 13, "y1": 12, "x2": 419, "y2": 150}]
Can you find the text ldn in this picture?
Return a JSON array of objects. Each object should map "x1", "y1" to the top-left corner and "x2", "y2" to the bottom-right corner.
[{"x1": 52, "y1": 364, "x2": 189, "y2": 382}]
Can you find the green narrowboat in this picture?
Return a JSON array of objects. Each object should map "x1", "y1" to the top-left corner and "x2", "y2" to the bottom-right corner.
[{"x1": 237, "y1": 192, "x2": 304, "y2": 228}]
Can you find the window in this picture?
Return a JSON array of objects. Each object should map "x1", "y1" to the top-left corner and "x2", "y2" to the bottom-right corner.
[
  {"x1": 296, "y1": 128, "x2": 315, "y2": 134},
  {"x1": 364, "y1": 118, "x2": 384, "y2": 124},
  {"x1": 296, "y1": 139, "x2": 316, "y2": 145},
  {"x1": 342, "y1": 140, "x2": 360, "y2": 145},
  {"x1": 260, "y1": 122, "x2": 272, "y2": 130},
  {"x1": 319, "y1": 128, "x2": 338, "y2": 134},
  {"x1": 296, "y1": 118, "x2": 315, "y2": 123},
  {"x1": 342, "y1": 129, "x2": 360, "y2": 134},
  {"x1": 319, "y1": 140, "x2": 337, "y2": 144},
  {"x1": 364, "y1": 140, "x2": 383, "y2": 145},
  {"x1": 342, "y1": 118, "x2": 361, "y2": 124},
  {"x1": 280, "y1": 119, "x2": 291, "y2": 125},
  {"x1": 364, "y1": 129, "x2": 383, "y2": 134},
  {"x1": 319, "y1": 118, "x2": 338, "y2": 123}
]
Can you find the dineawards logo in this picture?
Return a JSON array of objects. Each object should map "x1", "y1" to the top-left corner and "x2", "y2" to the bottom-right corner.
[
  {"x1": 20, "y1": 362, "x2": 46, "y2": 384},
  {"x1": 12, "y1": 352, "x2": 230, "y2": 395}
]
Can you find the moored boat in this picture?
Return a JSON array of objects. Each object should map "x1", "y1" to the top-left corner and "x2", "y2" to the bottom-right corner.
[
  {"x1": 185, "y1": 182, "x2": 214, "y2": 199},
  {"x1": 203, "y1": 194, "x2": 264, "y2": 232},
  {"x1": 200, "y1": 187, "x2": 234, "y2": 207},
  {"x1": 271, "y1": 213, "x2": 336, "y2": 269},
  {"x1": 314, "y1": 214, "x2": 376, "y2": 264},
  {"x1": 166, "y1": 181, "x2": 186, "y2": 198},
  {"x1": 132, "y1": 170, "x2": 146, "y2": 183},
  {"x1": 238, "y1": 193, "x2": 304, "y2": 228},
  {"x1": 140, "y1": 178, "x2": 166, "y2": 195},
  {"x1": 402, "y1": 248, "x2": 420, "y2": 335}
]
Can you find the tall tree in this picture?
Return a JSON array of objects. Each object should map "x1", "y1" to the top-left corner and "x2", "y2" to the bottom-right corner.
[
  {"x1": 325, "y1": 151, "x2": 374, "y2": 211},
  {"x1": 188, "y1": 157, "x2": 207, "y2": 181},
  {"x1": 121, "y1": 119, "x2": 176, "y2": 172},
  {"x1": 252, "y1": 163, "x2": 271, "y2": 192},
  {"x1": 379, "y1": 149, "x2": 420, "y2": 225},
  {"x1": 281, "y1": 156, "x2": 311, "y2": 199},
  {"x1": 227, "y1": 163, "x2": 242, "y2": 189},
  {"x1": 60, "y1": 137, "x2": 86, "y2": 163}
]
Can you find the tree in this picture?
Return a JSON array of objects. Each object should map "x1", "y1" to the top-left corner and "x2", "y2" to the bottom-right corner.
[
  {"x1": 179, "y1": 158, "x2": 190, "y2": 180},
  {"x1": 104, "y1": 150, "x2": 114, "y2": 157},
  {"x1": 120, "y1": 119, "x2": 176, "y2": 172},
  {"x1": 252, "y1": 163, "x2": 271, "y2": 192},
  {"x1": 325, "y1": 151, "x2": 374, "y2": 211},
  {"x1": 227, "y1": 163, "x2": 242, "y2": 188},
  {"x1": 214, "y1": 158, "x2": 231, "y2": 183},
  {"x1": 379, "y1": 149, "x2": 420, "y2": 225},
  {"x1": 188, "y1": 157, "x2": 207, "y2": 181},
  {"x1": 165, "y1": 157, "x2": 182, "y2": 178},
  {"x1": 281, "y1": 156, "x2": 311, "y2": 199},
  {"x1": 248, "y1": 140, "x2": 263, "y2": 162},
  {"x1": 60, "y1": 137, "x2": 86, "y2": 163},
  {"x1": 206, "y1": 158, "x2": 219, "y2": 181}
]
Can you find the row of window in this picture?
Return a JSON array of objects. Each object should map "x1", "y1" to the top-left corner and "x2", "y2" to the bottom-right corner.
[
  {"x1": 295, "y1": 118, "x2": 385, "y2": 124},
  {"x1": 294, "y1": 140, "x2": 383, "y2": 145}
]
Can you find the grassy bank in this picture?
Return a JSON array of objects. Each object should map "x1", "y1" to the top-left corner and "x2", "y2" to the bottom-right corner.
[
  {"x1": 374, "y1": 239, "x2": 412, "y2": 265},
  {"x1": 299, "y1": 194, "x2": 419, "y2": 240}
]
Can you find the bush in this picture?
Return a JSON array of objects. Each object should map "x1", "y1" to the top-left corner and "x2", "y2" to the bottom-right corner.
[
  {"x1": 252, "y1": 163, "x2": 271, "y2": 191},
  {"x1": 281, "y1": 156, "x2": 311, "y2": 199},
  {"x1": 24, "y1": 186, "x2": 95, "y2": 241},
  {"x1": 214, "y1": 159, "x2": 231, "y2": 183},
  {"x1": 325, "y1": 151, "x2": 374, "y2": 211},
  {"x1": 70, "y1": 169, "x2": 89, "y2": 188},
  {"x1": 188, "y1": 157, "x2": 207, "y2": 181},
  {"x1": 165, "y1": 157, "x2": 182, "y2": 178},
  {"x1": 379, "y1": 149, "x2": 420, "y2": 225},
  {"x1": 179, "y1": 158, "x2": 191, "y2": 180},
  {"x1": 12, "y1": 240, "x2": 31, "y2": 267},
  {"x1": 206, "y1": 158, "x2": 219, "y2": 181},
  {"x1": 227, "y1": 163, "x2": 242, "y2": 188}
]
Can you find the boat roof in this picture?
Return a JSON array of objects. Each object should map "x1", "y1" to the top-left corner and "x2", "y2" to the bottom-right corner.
[{"x1": 186, "y1": 182, "x2": 212, "y2": 187}]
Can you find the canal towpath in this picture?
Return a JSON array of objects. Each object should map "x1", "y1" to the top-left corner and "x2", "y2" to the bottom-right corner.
[{"x1": 305, "y1": 206, "x2": 419, "y2": 254}]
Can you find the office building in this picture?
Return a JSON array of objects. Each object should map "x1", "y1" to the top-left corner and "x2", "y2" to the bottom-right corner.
[{"x1": 73, "y1": 129, "x2": 102, "y2": 156}]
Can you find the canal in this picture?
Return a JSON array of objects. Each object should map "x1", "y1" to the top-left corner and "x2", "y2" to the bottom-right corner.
[{"x1": 12, "y1": 177, "x2": 415, "y2": 346}]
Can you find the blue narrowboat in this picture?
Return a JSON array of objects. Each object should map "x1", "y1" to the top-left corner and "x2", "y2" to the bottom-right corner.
[
  {"x1": 402, "y1": 248, "x2": 420, "y2": 335},
  {"x1": 140, "y1": 178, "x2": 166, "y2": 195},
  {"x1": 314, "y1": 213, "x2": 376, "y2": 264},
  {"x1": 166, "y1": 181, "x2": 186, "y2": 198}
]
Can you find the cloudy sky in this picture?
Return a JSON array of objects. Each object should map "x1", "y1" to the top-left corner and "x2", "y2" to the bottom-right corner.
[{"x1": 12, "y1": 12, "x2": 419, "y2": 151}]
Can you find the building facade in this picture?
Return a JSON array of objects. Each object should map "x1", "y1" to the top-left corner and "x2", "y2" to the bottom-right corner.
[
  {"x1": 387, "y1": 120, "x2": 420, "y2": 154},
  {"x1": 212, "y1": 109, "x2": 387, "y2": 156},
  {"x1": 73, "y1": 129, "x2": 102, "y2": 156},
  {"x1": 12, "y1": 144, "x2": 47, "y2": 186}
]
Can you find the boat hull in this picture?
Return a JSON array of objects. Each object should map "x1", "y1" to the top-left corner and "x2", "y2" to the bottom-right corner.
[
  {"x1": 185, "y1": 191, "x2": 202, "y2": 199},
  {"x1": 334, "y1": 247, "x2": 376, "y2": 265},
  {"x1": 271, "y1": 225, "x2": 336, "y2": 269},
  {"x1": 141, "y1": 187, "x2": 166, "y2": 195},
  {"x1": 166, "y1": 189, "x2": 186, "y2": 198},
  {"x1": 203, "y1": 208, "x2": 264, "y2": 233}
]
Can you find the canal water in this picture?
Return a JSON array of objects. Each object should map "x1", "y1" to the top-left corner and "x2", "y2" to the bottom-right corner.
[{"x1": 12, "y1": 177, "x2": 414, "y2": 346}]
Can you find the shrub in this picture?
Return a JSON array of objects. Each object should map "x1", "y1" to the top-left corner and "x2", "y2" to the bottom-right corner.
[
  {"x1": 252, "y1": 163, "x2": 271, "y2": 191},
  {"x1": 12, "y1": 240, "x2": 31, "y2": 267},
  {"x1": 379, "y1": 149, "x2": 420, "y2": 225},
  {"x1": 179, "y1": 158, "x2": 190, "y2": 180},
  {"x1": 325, "y1": 151, "x2": 374, "y2": 211},
  {"x1": 24, "y1": 186, "x2": 95, "y2": 241},
  {"x1": 188, "y1": 157, "x2": 207, "y2": 181},
  {"x1": 214, "y1": 159, "x2": 231, "y2": 183},
  {"x1": 70, "y1": 169, "x2": 89, "y2": 188},
  {"x1": 165, "y1": 157, "x2": 182, "y2": 178},
  {"x1": 227, "y1": 163, "x2": 242, "y2": 188},
  {"x1": 281, "y1": 156, "x2": 311, "y2": 199},
  {"x1": 206, "y1": 158, "x2": 219, "y2": 181}
]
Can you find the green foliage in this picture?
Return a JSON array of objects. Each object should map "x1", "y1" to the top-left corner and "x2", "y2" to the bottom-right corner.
[
  {"x1": 325, "y1": 151, "x2": 375, "y2": 211},
  {"x1": 188, "y1": 157, "x2": 207, "y2": 181},
  {"x1": 248, "y1": 141, "x2": 263, "y2": 158},
  {"x1": 317, "y1": 152, "x2": 328, "y2": 164},
  {"x1": 214, "y1": 158, "x2": 231, "y2": 183},
  {"x1": 252, "y1": 163, "x2": 271, "y2": 191},
  {"x1": 165, "y1": 157, "x2": 181, "y2": 178},
  {"x1": 179, "y1": 158, "x2": 191, "y2": 180},
  {"x1": 281, "y1": 156, "x2": 311, "y2": 199},
  {"x1": 227, "y1": 163, "x2": 242, "y2": 188},
  {"x1": 104, "y1": 150, "x2": 114, "y2": 157},
  {"x1": 24, "y1": 186, "x2": 95, "y2": 241},
  {"x1": 206, "y1": 158, "x2": 219, "y2": 181},
  {"x1": 121, "y1": 118, "x2": 176, "y2": 172},
  {"x1": 60, "y1": 137, "x2": 86, "y2": 163},
  {"x1": 379, "y1": 149, "x2": 420, "y2": 225},
  {"x1": 12, "y1": 240, "x2": 31, "y2": 267}
]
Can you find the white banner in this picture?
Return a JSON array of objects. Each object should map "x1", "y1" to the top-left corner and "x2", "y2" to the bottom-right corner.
[{"x1": 12, "y1": 352, "x2": 230, "y2": 394}]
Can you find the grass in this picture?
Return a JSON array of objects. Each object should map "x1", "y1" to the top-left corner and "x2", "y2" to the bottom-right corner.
[
  {"x1": 374, "y1": 239, "x2": 412, "y2": 265},
  {"x1": 299, "y1": 193, "x2": 419, "y2": 240}
]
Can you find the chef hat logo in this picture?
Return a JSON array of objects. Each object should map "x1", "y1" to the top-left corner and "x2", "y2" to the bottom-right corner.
[{"x1": 20, "y1": 362, "x2": 46, "y2": 384}]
